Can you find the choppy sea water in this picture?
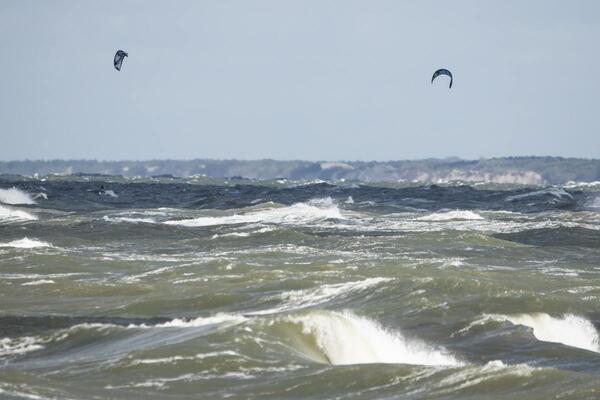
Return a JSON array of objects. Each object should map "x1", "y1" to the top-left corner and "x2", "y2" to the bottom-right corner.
[{"x1": 1, "y1": 176, "x2": 600, "y2": 399}]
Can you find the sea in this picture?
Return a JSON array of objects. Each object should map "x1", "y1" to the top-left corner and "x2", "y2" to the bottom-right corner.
[{"x1": 1, "y1": 175, "x2": 600, "y2": 399}]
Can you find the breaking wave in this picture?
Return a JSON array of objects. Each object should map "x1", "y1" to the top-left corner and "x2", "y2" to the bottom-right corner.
[
  {"x1": 0, "y1": 336, "x2": 45, "y2": 357},
  {"x1": 151, "y1": 314, "x2": 247, "y2": 329},
  {"x1": 21, "y1": 279, "x2": 56, "y2": 286},
  {"x1": 164, "y1": 198, "x2": 343, "y2": 227},
  {"x1": 505, "y1": 188, "x2": 574, "y2": 203},
  {"x1": 498, "y1": 313, "x2": 600, "y2": 352},
  {"x1": 0, "y1": 187, "x2": 36, "y2": 205},
  {"x1": 464, "y1": 313, "x2": 600, "y2": 353},
  {"x1": 102, "y1": 189, "x2": 119, "y2": 198},
  {"x1": 66, "y1": 313, "x2": 248, "y2": 331},
  {"x1": 0, "y1": 205, "x2": 37, "y2": 223},
  {"x1": 417, "y1": 210, "x2": 484, "y2": 221},
  {"x1": 102, "y1": 215, "x2": 156, "y2": 224},
  {"x1": 0, "y1": 238, "x2": 52, "y2": 249},
  {"x1": 281, "y1": 310, "x2": 462, "y2": 366}
]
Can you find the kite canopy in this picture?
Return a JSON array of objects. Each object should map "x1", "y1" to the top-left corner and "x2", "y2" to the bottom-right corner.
[
  {"x1": 431, "y1": 68, "x2": 453, "y2": 88},
  {"x1": 114, "y1": 50, "x2": 128, "y2": 71}
]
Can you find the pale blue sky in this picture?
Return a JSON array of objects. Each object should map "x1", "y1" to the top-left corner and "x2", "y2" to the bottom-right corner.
[{"x1": 1, "y1": 0, "x2": 599, "y2": 161}]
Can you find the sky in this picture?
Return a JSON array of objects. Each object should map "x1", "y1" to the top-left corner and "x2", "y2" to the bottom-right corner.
[{"x1": 1, "y1": 0, "x2": 599, "y2": 161}]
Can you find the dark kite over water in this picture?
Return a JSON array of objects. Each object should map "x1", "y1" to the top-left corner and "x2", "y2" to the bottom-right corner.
[
  {"x1": 114, "y1": 50, "x2": 128, "y2": 71},
  {"x1": 431, "y1": 68, "x2": 453, "y2": 88}
]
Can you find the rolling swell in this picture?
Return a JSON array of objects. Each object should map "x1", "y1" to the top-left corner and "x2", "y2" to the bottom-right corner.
[{"x1": 0, "y1": 176, "x2": 586, "y2": 213}]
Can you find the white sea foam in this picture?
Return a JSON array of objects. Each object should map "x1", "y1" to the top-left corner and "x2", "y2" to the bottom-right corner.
[
  {"x1": 129, "y1": 351, "x2": 240, "y2": 365},
  {"x1": 102, "y1": 216, "x2": 156, "y2": 224},
  {"x1": 0, "y1": 205, "x2": 37, "y2": 223},
  {"x1": 158, "y1": 198, "x2": 599, "y2": 235},
  {"x1": 102, "y1": 190, "x2": 119, "y2": 198},
  {"x1": 417, "y1": 210, "x2": 484, "y2": 221},
  {"x1": 0, "y1": 238, "x2": 52, "y2": 249},
  {"x1": 108, "y1": 370, "x2": 255, "y2": 390},
  {"x1": 212, "y1": 232, "x2": 251, "y2": 239},
  {"x1": 0, "y1": 273, "x2": 84, "y2": 280},
  {"x1": 250, "y1": 278, "x2": 392, "y2": 315},
  {"x1": 433, "y1": 360, "x2": 535, "y2": 395},
  {"x1": 463, "y1": 313, "x2": 600, "y2": 352},
  {"x1": 0, "y1": 187, "x2": 36, "y2": 205},
  {"x1": 33, "y1": 192, "x2": 48, "y2": 200},
  {"x1": 151, "y1": 313, "x2": 247, "y2": 329},
  {"x1": 565, "y1": 181, "x2": 600, "y2": 189},
  {"x1": 505, "y1": 187, "x2": 573, "y2": 202},
  {"x1": 211, "y1": 227, "x2": 275, "y2": 239},
  {"x1": 21, "y1": 279, "x2": 55, "y2": 286},
  {"x1": 0, "y1": 336, "x2": 44, "y2": 356},
  {"x1": 0, "y1": 387, "x2": 50, "y2": 400},
  {"x1": 285, "y1": 310, "x2": 462, "y2": 366},
  {"x1": 66, "y1": 314, "x2": 247, "y2": 333},
  {"x1": 496, "y1": 313, "x2": 600, "y2": 352},
  {"x1": 165, "y1": 198, "x2": 343, "y2": 227},
  {"x1": 369, "y1": 210, "x2": 600, "y2": 234}
]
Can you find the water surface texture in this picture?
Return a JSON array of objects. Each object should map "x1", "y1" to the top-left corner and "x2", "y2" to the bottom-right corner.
[{"x1": 1, "y1": 176, "x2": 600, "y2": 399}]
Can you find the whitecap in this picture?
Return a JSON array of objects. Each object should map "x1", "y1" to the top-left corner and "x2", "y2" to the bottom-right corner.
[
  {"x1": 417, "y1": 210, "x2": 484, "y2": 221},
  {"x1": 505, "y1": 187, "x2": 573, "y2": 202},
  {"x1": 0, "y1": 187, "x2": 36, "y2": 205},
  {"x1": 102, "y1": 216, "x2": 156, "y2": 224},
  {"x1": 165, "y1": 198, "x2": 343, "y2": 227},
  {"x1": 0, "y1": 205, "x2": 37, "y2": 223},
  {"x1": 284, "y1": 310, "x2": 462, "y2": 366},
  {"x1": 102, "y1": 190, "x2": 119, "y2": 198},
  {"x1": 21, "y1": 279, "x2": 55, "y2": 286},
  {"x1": 151, "y1": 314, "x2": 247, "y2": 329},
  {"x1": 496, "y1": 313, "x2": 600, "y2": 352},
  {"x1": 0, "y1": 238, "x2": 52, "y2": 249},
  {"x1": 0, "y1": 336, "x2": 44, "y2": 357},
  {"x1": 460, "y1": 313, "x2": 600, "y2": 352},
  {"x1": 211, "y1": 227, "x2": 275, "y2": 239},
  {"x1": 66, "y1": 313, "x2": 247, "y2": 332},
  {"x1": 564, "y1": 181, "x2": 600, "y2": 189},
  {"x1": 33, "y1": 192, "x2": 48, "y2": 200}
]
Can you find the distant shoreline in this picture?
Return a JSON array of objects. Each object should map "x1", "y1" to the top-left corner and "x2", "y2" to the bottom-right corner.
[{"x1": 2, "y1": 157, "x2": 600, "y2": 185}]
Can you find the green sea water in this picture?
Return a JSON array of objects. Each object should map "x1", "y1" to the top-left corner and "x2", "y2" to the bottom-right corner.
[{"x1": 1, "y1": 177, "x2": 600, "y2": 399}]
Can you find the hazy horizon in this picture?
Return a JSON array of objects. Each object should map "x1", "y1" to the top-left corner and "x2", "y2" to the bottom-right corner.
[
  {"x1": 2, "y1": 1, "x2": 599, "y2": 161},
  {"x1": 4, "y1": 155, "x2": 600, "y2": 163}
]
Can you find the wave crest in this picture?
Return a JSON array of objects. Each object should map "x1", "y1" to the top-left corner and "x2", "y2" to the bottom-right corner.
[
  {"x1": 0, "y1": 205, "x2": 37, "y2": 223},
  {"x1": 462, "y1": 313, "x2": 600, "y2": 353},
  {"x1": 0, "y1": 187, "x2": 36, "y2": 205},
  {"x1": 417, "y1": 210, "x2": 484, "y2": 221},
  {"x1": 281, "y1": 310, "x2": 462, "y2": 366},
  {"x1": 164, "y1": 198, "x2": 343, "y2": 227},
  {"x1": 0, "y1": 237, "x2": 52, "y2": 249}
]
